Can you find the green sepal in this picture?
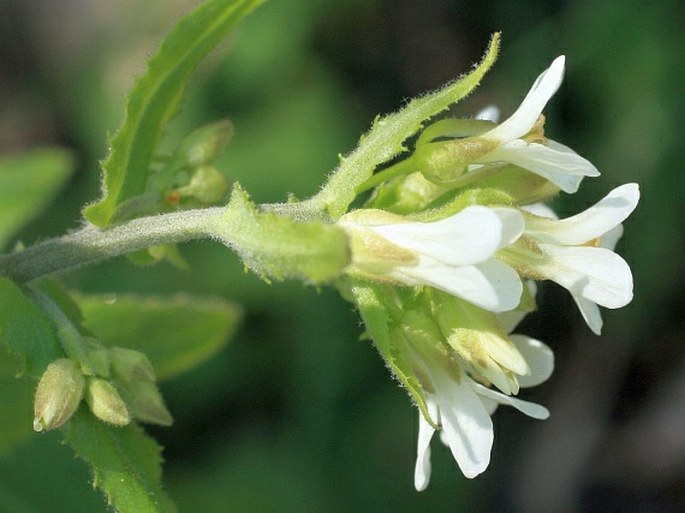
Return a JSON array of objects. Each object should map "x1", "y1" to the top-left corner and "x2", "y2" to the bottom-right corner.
[
  {"x1": 216, "y1": 184, "x2": 350, "y2": 284},
  {"x1": 412, "y1": 187, "x2": 515, "y2": 222},
  {"x1": 0, "y1": 277, "x2": 62, "y2": 378},
  {"x1": 84, "y1": 0, "x2": 264, "y2": 227},
  {"x1": 310, "y1": 33, "x2": 500, "y2": 219},
  {"x1": 344, "y1": 280, "x2": 433, "y2": 426},
  {"x1": 64, "y1": 408, "x2": 177, "y2": 513},
  {"x1": 76, "y1": 293, "x2": 241, "y2": 381}
]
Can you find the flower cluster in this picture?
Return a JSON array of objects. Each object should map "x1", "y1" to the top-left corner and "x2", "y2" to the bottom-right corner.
[{"x1": 337, "y1": 56, "x2": 638, "y2": 490}]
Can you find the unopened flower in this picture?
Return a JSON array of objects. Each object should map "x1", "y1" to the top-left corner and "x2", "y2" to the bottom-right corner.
[
  {"x1": 501, "y1": 183, "x2": 639, "y2": 334},
  {"x1": 33, "y1": 358, "x2": 85, "y2": 432},
  {"x1": 85, "y1": 378, "x2": 131, "y2": 426},
  {"x1": 338, "y1": 206, "x2": 524, "y2": 312}
]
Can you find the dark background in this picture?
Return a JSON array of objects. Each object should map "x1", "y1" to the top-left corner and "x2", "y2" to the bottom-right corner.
[{"x1": 1, "y1": 0, "x2": 684, "y2": 511}]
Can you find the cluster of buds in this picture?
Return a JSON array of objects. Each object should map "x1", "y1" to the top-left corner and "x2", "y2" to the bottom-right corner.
[
  {"x1": 33, "y1": 344, "x2": 172, "y2": 432},
  {"x1": 337, "y1": 56, "x2": 638, "y2": 489}
]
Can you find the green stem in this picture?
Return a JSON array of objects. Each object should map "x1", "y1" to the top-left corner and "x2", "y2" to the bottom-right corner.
[
  {"x1": 0, "y1": 199, "x2": 335, "y2": 284},
  {"x1": 0, "y1": 207, "x2": 225, "y2": 283},
  {"x1": 27, "y1": 289, "x2": 95, "y2": 373}
]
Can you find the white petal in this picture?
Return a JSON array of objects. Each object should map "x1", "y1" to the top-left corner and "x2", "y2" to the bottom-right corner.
[
  {"x1": 538, "y1": 245, "x2": 634, "y2": 309},
  {"x1": 414, "y1": 399, "x2": 438, "y2": 492},
  {"x1": 601, "y1": 224, "x2": 624, "y2": 252},
  {"x1": 570, "y1": 293, "x2": 604, "y2": 335},
  {"x1": 475, "y1": 105, "x2": 500, "y2": 123},
  {"x1": 394, "y1": 259, "x2": 522, "y2": 312},
  {"x1": 371, "y1": 206, "x2": 504, "y2": 266},
  {"x1": 479, "y1": 140, "x2": 599, "y2": 193},
  {"x1": 526, "y1": 183, "x2": 640, "y2": 245},
  {"x1": 509, "y1": 335, "x2": 554, "y2": 387},
  {"x1": 485, "y1": 56, "x2": 566, "y2": 143},
  {"x1": 520, "y1": 202, "x2": 558, "y2": 220},
  {"x1": 490, "y1": 207, "x2": 525, "y2": 247},
  {"x1": 436, "y1": 375, "x2": 494, "y2": 478},
  {"x1": 497, "y1": 282, "x2": 538, "y2": 334},
  {"x1": 472, "y1": 382, "x2": 550, "y2": 420}
]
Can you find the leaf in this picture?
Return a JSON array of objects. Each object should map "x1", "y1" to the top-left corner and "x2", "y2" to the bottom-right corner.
[
  {"x1": 0, "y1": 277, "x2": 62, "y2": 378},
  {"x1": 0, "y1": 377, "x2": 34, "y2": 455},
  {"x1": 0, "y1": 148, "x2": 74, "y2": 250},
  {"x1": 310, "y1": 33, "x2": 501, "y2": 219},
  {"x1": 84, "y1": 0, "x2": 265, "y2": 227},
  {"x1": 76, "y1": 293, "x2": 242, "y2": 381},
  {"x1": 64, "y1": 408, "x2": 177, "y2": 513}
]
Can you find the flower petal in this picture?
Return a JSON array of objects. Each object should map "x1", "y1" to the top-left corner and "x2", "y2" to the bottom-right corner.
[
  {"x1": 570, "y1": 293, "x2": 604, "y2": 335},
  {"x1": 371, "y1": 206, "x2": 504, "y2": 266},
  {"x1": 394, "y1": 259, "x2": 522, "y2": 312},
  {"x1": 601, "y1": 224, "x2": 624, "y2": 252},
  {"x1": 479, "y1": 140, "x2": 599, "y2": 193},
  {"x1": 472, "y1": 382, "x2": 550, "y2": 419},
  {"x1": 491, "y1": 207, "x2": 525, "y2": 247},
  {"x1": 538, "y1": 244, "x2": 634, "y2": 309},
  {"x1": 509, "y1": 335, "x2": 554, "y2": 387},
  {"x1": 485, "y1": 56, "x2": 566, "y2": 143},
  {"x1": 526, "y1": 184, "x2": 639, "y2": 245},
  {"x1": 436, "y1": 374, "x2": 494, "y2": 478},
  {"x1": 475, "y1": 105, "x2": 500, "y2": 123},
  {"x1": 414, "y1": 398, "x2": 438, "y2": 491}
]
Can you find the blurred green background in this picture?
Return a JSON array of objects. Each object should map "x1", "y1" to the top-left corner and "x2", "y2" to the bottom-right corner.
[{"x1": 1, "y1": 0, "x2": 684, "y2": 511}]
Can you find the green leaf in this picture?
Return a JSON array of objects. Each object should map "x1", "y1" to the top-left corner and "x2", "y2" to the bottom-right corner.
[
  {"x1": 84, "y1": 0, "x2": 265, "y2": 227},
  {"x1": 76, "y1": 293, "x2": 241, "y2": 381},
  {"x1": 0, "y1": 376, "x2": 34, "y2": 455},
  {"x1": 0, "y1": 148, "x2": 73, "y2": 250},
  {"x1": 64, "y1": 408, "x2": 176, "y2": 513},
  {"x1": 0, "y1": 277, "x2": 62, "y2": 378},
  {"x1": 310, "y1": 33, "x2": 501, "y2": 219}
]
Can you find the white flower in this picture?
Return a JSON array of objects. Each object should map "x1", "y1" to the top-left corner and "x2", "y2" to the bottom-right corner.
[
  {"x1": 338, "y1": 206, "x2": 525, "y2": 312},
  {"x1": 513, "y1": 183, "x2": 640, "y2": 334},
  {"x1": 473, "y1": 56, "x2": 600, "y2": 193},
  {"x1": 413, "y1": 334, "x2": 553, "y2": 491}
]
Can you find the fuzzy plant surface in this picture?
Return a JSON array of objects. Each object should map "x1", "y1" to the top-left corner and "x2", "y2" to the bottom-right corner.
[{"x1": 0, "y1": 1, "x2": 639, "y2": 512}]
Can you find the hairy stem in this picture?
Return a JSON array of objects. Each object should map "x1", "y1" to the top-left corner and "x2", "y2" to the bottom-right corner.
[{"x1": 0, "y1": 207, "x2": 225, "y2": 283}]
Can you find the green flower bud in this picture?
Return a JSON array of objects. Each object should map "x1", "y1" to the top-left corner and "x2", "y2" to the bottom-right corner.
[
  {"x1": 85, "y1": 378, "x2": 131, "y2": 426},
  {"x1": 33, "y1": 358, "x2": 85, "y2": 432},
  {"x1": 175, "y1": 120, "x2": 234, "y2": 168},
  {"x1": 110, "y1": 347, "x2": 156, "y2": 383},
  {"x1": 117, "y1": 380, "x2": 173, "y2": 426}
]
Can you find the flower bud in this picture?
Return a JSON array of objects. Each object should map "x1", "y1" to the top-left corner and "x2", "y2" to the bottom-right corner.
[
  {"x1": 85, "y1": 378, "x2": 131, "y2": 426},
  {"x1": 110, "y1": 347, "x2": 156, "y2": 383},
  {"x1": 175, "y1": 120, "x2": 234, "y2": 168},
  {"x1": 118, "y1": 380, "x2": 173, "y2": 426},
  {"x1": 33, "y1": 358, "x2": 85, "y2": 432}
]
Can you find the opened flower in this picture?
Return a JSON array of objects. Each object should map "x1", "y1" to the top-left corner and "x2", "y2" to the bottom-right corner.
[
  {"x1": 398, "y1": 297, "x2": 554, "y2": 491},
  {"x1": 501, "y1": 183, "x2": 639, "y2": 334},
  {"x1": 416, "y1": 56, "x2": 599, "y2": 194},
  {"x1": 473, "y1": 56, "x2": 600, "y2": 193},
  {"x1": 338, "y1": 206, "x2": 524, "y2": 312}
]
